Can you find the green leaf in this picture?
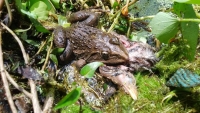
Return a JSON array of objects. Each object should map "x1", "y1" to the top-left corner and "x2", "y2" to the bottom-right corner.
[
  {"x1": 49, "y1": 54, "x2": 58, "y2": 66},
  {"x1": 29, "y1": 17, "x2": 49, "y2": 33},
  {"x1": 174, "y1": 3, "x2": 198, "y2": 61},
  {"x1": 51, "y1": 47, "x2": 65, "y2": 55},
  {"x1": 20, "y1": 32, "x2": 28, "y2": 40},
  {"x1": 53, "y1": 87, "x2": 81, "y2": 110},
  {"x1": 25, "y1": 40, "x2": 40, "y2": 47},
  {"x1": 21, "y1": 9, "x2": 37, "y2": 19},
  {"x1": 14, "y1": 25, "x2": 32, "y2": 33},
  {"x1": 50, "y1": 0, "x2": 60, "y2": 8},
  {"x1": 149, "y1": 12, "x2": 180, "y2": 43},
  {"x1": 21, "y1": 9, "x2": 49, "y2": 33},
  {"x1": 28, "y1": 0, "x2": 55, "y2": 11},
  {"x1": 58, "y1": 15, "x2": 71, "y2": 28},
  {"x1": 29, "y1": 1, "x2": 49, "y2": 20},
  {"x1": 173, "y1": 0, "x2": 200, "y2": 4},
  {"x1": 112, "y1": 1, "x2": 119, "y2": 9},
  {"x1": 10, "y1": 61, "x2": 20, "y2": 72},
  {"x1": 38, "y1": 58, "x2": 45, "y2": 64},
  {"x1": 80, "y1": 62, "x2": 104, "y2": 78},
  {"x1": 14, "y1": 0, "x2": 27, "y2": 11}
]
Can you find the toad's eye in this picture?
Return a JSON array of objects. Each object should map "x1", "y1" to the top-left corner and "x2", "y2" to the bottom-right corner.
[
  {"x1": 102, "y1": 51, "x2": 109, "y2": 60},
  {"x1": 109, "y1": 38, "x2": 119, "y2": 45}
]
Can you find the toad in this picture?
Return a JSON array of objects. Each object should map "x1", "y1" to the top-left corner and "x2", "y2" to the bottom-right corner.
[
  {"x1": 53, "y1": 11, "x2": 129, "y2": 64},
  {"x1": 53, "y1": 11, "x2": 157, "y2": 100}
]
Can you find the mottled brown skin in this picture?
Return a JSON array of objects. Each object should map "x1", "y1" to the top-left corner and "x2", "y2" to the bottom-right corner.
[{"x1": 53, "y1": 11, "x2": 129, "y2": 64}]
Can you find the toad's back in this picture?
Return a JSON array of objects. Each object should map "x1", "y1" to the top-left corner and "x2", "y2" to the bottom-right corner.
[{"x1": 65, "y1": 24, "x2": 128, "y2": 64}]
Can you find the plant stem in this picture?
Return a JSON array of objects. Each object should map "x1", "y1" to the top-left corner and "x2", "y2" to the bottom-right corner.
[
  {"x1": 42, "y1": 36, "x2": 53, "y2": 71},
  {"x1": 5, "y1": 0, "x2": 12, "y2": 26},
  {"x1": 0, "y1": 28, "x2": 17, "y2": 113},
  {"x1": 107, "y1": 12, "x2": 121, "y2": 33},
  {"x1": 179, "y1": 18, "x2": 200, "y2": 23},
  {"x1": 5, "y1": 71, "x2": 32, "y2": 98},
  {"x1": 129, "y1": 15, "x2": 154, "y2": 22},
  {"x1": 1, "y1": 22, "x2": 28, "y2": 64}
]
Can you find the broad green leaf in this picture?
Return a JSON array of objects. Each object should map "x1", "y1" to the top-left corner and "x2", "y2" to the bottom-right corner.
[
  {"x1": 29, "y1": 17, "x2": 49, "y2": 33},
  {"x1": 21, "y1": 9, "x2": 36, "y2": 19},
  {"x1": 174, "y1": 3, "x2": 198, "y2": 61},
  {"x1": 53, "y1": 87, "x2": 81, "y2": 110},
  {"x1": 49, "y1": 54, "x2": 58, "y2": 66},
  {"x1": 80, "y1": 62, "x2": 104, "y2": 78},
  {"x1": 149, "y1": 12, "x2": 180, "y2": 43},
  {"x1": 29, "y1": 1, "x2": 49, "y2": 20},
  {"x1": 21, "y1": 9, "x2": 49, "y2": 33},
  {"x1": 173, "y1": 0, "x2": 200, "y2": 4},
  {"x1": 51, "y1": 47, "x2": 65, "y2": 55},
  {"x1": 28, "y1": 0, "x2": 55, "y2": 11},
  {"x1": 58, "y1": 15, "x2": 71, "y2": 28}
]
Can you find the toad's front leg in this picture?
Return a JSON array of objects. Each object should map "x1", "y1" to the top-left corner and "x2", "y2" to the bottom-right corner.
[{"x1": 53, "y1": 26, "x2": 73, "y2": 63}]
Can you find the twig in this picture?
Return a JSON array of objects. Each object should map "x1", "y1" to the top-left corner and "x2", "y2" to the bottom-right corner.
[
  {"x1": 34, "y1": 39, "x2": 47, "y2": 57},
  {"x1": 129, "y1": 15, "x2": 154, "y2": 22},
  {"x1": 107, "y1": 0, "x2": 135, "y2": 33},
  {"x1": 42, "y1": 87, "x2": 55, "y2": 113},
  {"x1": 29, "y1": 79, "x2": 42, "y2": 112},
  {"x1": 0, "y1": 28, "x2": 17, "y2": 113},
  {"x1": 42, "y1": 37, "x2": 53, "y2": 71},
  {"x1": 107, "y1": 11, "x2": 121, "y2": 33},
  {"x1": 4, "y1": 0, "x2": 12, "y2": 26},
  {"x1": 1, "y1": 22, "x2": 42, "y2": 112},
  {"x1": 128, "y1": 0, "x2": 138, "y2": 6},
  {"x1": 5, "y1": 71, "x2": 32, "y2": 98},
  {"x1": 1, "y1": 22, "x2": 28, "y2": 64},
  {"x1": 107, "y1": 0, "x2": 139, "y2": 33},
  {"x1": 0, "y1": 0, "x2": 4, "y2": 11}
]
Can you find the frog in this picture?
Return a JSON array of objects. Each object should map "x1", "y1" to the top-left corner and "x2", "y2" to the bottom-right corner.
[
  {"x1": 53, "y1": 11, "x2": 129, "y2": 64},
  {"x1": 53, "y1": 11, "x2": 157, "y2": 100}
]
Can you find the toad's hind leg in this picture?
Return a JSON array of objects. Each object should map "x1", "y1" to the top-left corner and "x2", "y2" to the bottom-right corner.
[{"x1": 68, "y1": 11, "x2": 99, "y2": 27}]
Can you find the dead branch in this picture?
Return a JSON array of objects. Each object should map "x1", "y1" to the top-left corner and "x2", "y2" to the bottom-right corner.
[
  {"x1": 0, "y1": 28, "x2": 17, "y2": 113},
  {"x1": 1, "y1": 22, "x2": 42, "y2": 113}
]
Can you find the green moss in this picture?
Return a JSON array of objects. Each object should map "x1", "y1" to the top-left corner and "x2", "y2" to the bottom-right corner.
[
  {"x1": 155, "y1": 40, "x2": 190, "y2": 77},
  {"x1": 61, "y1": 104, "x2": 101, "y2": 113}
]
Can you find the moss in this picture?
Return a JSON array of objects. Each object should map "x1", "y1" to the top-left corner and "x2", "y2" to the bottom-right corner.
[{"x1": 155, "y1": 40, "x2": 190, "y2": 77}]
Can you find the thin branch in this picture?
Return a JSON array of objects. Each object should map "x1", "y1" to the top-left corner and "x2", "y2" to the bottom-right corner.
[
  {"x1": 0, "y1": 28, "x2": 17, "y2": 113},
  {"x1": 34, "y1": 39, "x2": 47, "y2": 57},
  {"x1": 107, "y1": 11, "x2": 121, "y2": 33},
  {"x1": 129, "y1": 15, "x2": 154, "y2": 22},
  {"x1": 29, "y1": 79, "x2": 42, "y2": 112},
  {"x1": 4, "y1": 0, "x2": 12, "y2": 26},
  {"x1": 1, "y1": 22, "x2": 42, "y2": 112},
  {"x1": 128, "y1": 0, "x2": 138, "y2": 6},
  {"x1": 42, "y1": 87, "x2": 55, "y2": 113},
  {"x1": 42, "y1": 37, "x2": 53, "y2": 71},
  {"x1": 0, "y1": 22, "x2": 28, "y2": 64},
  {"x1": 5, "y1": 71, "x2": 32, "y2": 98},
  {"x1": 0, "y1": 0, "x2": 4, "y2": 11},
  {"x1": 107, "y1": 0, "x2": 137, "y2": 33}
]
